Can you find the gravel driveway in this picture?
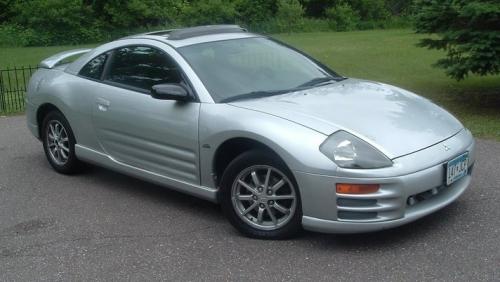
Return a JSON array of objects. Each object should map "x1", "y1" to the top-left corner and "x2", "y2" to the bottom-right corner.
[{"x1": 1, "y1": 115, "x2": 499, "y2": 281}]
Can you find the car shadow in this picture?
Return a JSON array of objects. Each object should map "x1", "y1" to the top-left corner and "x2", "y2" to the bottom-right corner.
[
  {"x1": 79, "y1": 164, "x2": 222, "y2": 217},
  {"x1": 77, "y1": 164, "x2": 462, "y2": 248},
  {"x1": 297, "y1": 202, "x2": 462, "y2": 250}
]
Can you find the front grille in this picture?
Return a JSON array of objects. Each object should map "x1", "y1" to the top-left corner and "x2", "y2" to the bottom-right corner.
[
  {"x1": 338, "y1": 211, "x2": 378, "y2": 221},
  {"x1": 407, "y1": 164, "x2": 473, "y2": 207},
  {"x1": 337, "y1": 198, "x2": 377, "y2": 207},
  {"x1": 336, "y1": 188, "x2": 403, "y2": 222},
  {"x1": 407, "y1": 186, "x2": 443, "y2": 206}
]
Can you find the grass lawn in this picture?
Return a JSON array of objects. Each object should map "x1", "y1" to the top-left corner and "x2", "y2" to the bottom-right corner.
[
  {"x1": 1, "y1": 29, "x2": 499, "y2": 140},
  {"x1": 0, "y1": 44, "x2": 97, "y2": 67}
]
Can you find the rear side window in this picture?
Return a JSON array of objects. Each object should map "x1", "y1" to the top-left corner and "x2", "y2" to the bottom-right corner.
[
  {"x1": 79, "y1": 53, "x2": 108, "y2": 80},
  {"x1": 105, "y1": 46, "x2": 182, "y2": 91}
]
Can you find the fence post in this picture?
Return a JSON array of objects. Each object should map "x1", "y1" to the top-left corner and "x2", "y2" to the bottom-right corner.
[{"x1": 0, "y1": 69, "x2": 4, "y2": 113}]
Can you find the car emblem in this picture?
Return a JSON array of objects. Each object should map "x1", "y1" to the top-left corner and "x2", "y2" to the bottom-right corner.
[{"x1": 443, "y1": 144, "x2": 451, "y2": 151}]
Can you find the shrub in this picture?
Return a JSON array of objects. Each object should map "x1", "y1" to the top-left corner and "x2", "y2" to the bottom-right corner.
[
  {"x1": 301, "y1": 0, "x2": 332, "y2": 17},
  {"x1": 351, "y1": 0, "x2": 390, "y2": 21},
  {"x1": 0, "y1": 0, "x2": 420, "y2": 46},
  {"x1": 9, "y1": 0, "x2": 102, "y2": 45},
  {"x1": 273, "y1": 0, "x2": 305, "y2": 33},
  {"x1": 385, "y1": 0, "x2": 415, "y2": 16},
  {"x1": 235, "y1": 0, "x2": 278, "y2": 26},
  {"x1": 325, "y1": 2, "x2": 360, "y2": 31},
  {"x1": 0, "y1": 0, "x2": 14, "y2": 22},
  {"x1": 0, "y1": 24, "x2": 38, "y2": 47},
  {"x1": 180, "y1": 0, "x2": 237, "y2": 26},
  {"x1": 100, "y1": 0, "x2": 182, "y2": 28}
]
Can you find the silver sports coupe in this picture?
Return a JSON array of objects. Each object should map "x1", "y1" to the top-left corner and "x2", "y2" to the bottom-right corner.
[{"x1": 26, "y1": 25, "x2": 475, "y2": 239}]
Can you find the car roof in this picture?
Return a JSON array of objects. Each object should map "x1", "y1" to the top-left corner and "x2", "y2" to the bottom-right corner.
[
  {"x1": 64, "y1": 25, "x2": 261, "y2": 77},
  {"x1": 121, "y1": 25, "x2": 261, "y2": 48}
]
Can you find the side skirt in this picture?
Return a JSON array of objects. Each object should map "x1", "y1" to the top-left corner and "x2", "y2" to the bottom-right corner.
[{"x1": 75, "y1": 144, "x2": 219, "y2": 203}]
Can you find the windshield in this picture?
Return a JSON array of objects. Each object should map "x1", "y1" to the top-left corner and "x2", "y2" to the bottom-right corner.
[{"x1": 178, "y1": 37, "x2": 340, "y2": 102}]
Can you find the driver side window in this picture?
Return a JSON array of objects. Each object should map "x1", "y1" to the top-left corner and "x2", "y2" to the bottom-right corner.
[{"x1": 105, "y1": 46, "x2": 183, "y2": 92}]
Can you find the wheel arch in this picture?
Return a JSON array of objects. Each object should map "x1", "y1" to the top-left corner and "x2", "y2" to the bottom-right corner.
[
  {"x1": 212, "y1": 137, "x2": 289, "y2": 188},
  {"x1": 36, "y1": 103, "x2": 64, "y2": 138},
  {"x1": 36, "y1": 103, "x2": 77, "y2": 145}
]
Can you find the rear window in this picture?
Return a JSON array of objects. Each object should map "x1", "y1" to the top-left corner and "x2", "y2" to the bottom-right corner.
[{"x1": 79, "y1": 53, "x2": 109, "y2": 80}]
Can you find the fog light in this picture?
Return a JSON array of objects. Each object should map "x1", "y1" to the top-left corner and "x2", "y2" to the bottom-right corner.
[{"x1": 336, "y1": 183, "x2": 380, "y2": 194}]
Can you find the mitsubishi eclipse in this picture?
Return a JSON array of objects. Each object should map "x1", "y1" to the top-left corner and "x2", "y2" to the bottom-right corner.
[{"x1": 26, "y1": 25, "x2": 475, "y2": 239}]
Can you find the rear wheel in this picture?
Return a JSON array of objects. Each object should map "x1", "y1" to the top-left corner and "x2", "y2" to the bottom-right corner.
[
  {"x1": 220, "y1": 150, "x2": 302, "y2": 239},
  {"x1": 42, "y1": 111, "x2": 81, "y2": 174}
]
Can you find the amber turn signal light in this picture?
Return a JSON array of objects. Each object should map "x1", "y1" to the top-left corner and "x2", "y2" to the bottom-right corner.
[{"x1": 336, "y1": 183, "x2": 380, "y2": 194}]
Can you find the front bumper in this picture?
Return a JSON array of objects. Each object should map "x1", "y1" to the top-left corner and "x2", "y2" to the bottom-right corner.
[
  {"x1": 299, "y1": 168, "x2": 471, "y2": 234},
  {"x1": 294, "y1": 129, "x2": 475, "y2": 234}
]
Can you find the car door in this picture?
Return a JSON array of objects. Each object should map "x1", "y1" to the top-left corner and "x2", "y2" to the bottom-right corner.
[{"x1": 92, "y1": 45, "x2": 201, "y2": 185}]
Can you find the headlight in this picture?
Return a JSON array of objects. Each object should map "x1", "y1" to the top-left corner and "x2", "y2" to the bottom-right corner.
[{"x1": 320, "y1": 130, "x2": 392, "y2": 169}]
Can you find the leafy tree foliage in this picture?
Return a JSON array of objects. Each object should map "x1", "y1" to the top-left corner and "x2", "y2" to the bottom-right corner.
[
  {"x1": 386, "y1": 0, "x2": 414, "y2": 15},
  {"x1": 350, "y1": 0, "x2": 390, "y2": 20},
  {"x1": 415, "y1": 0, "x2": 500, "y2": 80},
  {"x1": 0, "y1": 0, "x2": 15, "y2": 22},
  {"x1": 99, "y1": 0, "x2": 182, "y2": 28},
  {"x1": 302, "y1": 0, "x2": 393, "y2": 19},
  {"x1": 325, "y1": 2, "x2": 360, "y2": 31},
  {"x1": 0, "y1": 0, "x2": 416, "y2": 46},
  {"x1": 235, "y1": 0, "x2": 278, "y2": 25},
  {"x1": 10, "y1": 0, "x2": 101, "y2": 45},
  {"x1": 275, "y1": 0, "x2": 305, "y2": 32},
  {"x1": 180, "y1": 0, "x2": 237, "y2": 26}
]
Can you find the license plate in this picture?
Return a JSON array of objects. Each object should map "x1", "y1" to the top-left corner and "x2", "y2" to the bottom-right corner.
[{"x1": 446, "y1": 152, "x2": 469, "y2": 186}]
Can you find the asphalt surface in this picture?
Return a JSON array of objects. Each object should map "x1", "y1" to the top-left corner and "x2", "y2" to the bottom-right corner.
[{"x1": 0, "y1": 115, "x2": 499, "y2": 281}]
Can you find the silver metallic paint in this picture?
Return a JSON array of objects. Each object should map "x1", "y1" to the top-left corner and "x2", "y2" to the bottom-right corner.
[
  {"x1": 26, "y1": 32, "x2": 475, "y2": 234},
  {"x1": 39, "y1": 48, "x2": 92, "y2": 69},
  {"x1": 295, "y1": 131, "x2": 474, "y2": 226},
  {"x1": 230, "y1": 79, "x2": 464, "y2": 159}
]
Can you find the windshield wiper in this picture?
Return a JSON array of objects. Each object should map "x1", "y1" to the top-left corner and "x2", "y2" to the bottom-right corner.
[
  {"x1": 297, "y1": 77, "x2": 338, "y2": 88},
  {"x1": 221, "y1": 76, "x2": 346, "y2": 103},
  {"x1": 221, "y1": 89, "x2": 292, "y2": 103}
]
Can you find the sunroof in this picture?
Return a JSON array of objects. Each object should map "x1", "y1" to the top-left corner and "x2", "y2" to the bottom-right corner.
[
  {"x1": 145, "y1": 30, "x2": 174, "y2": 36},
  {"x1": 166, "y1": 25, "x2": 246, "y2": 40}
]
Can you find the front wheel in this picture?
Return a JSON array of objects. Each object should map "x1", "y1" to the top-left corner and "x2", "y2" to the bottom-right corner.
[{"x1": 220, "y1": 150, "x2": 302, "y2": 239}]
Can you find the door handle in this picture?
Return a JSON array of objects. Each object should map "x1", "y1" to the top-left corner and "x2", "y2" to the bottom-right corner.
[{"x1": 96, "y1": 98, "x2": 110, "y2": 111}]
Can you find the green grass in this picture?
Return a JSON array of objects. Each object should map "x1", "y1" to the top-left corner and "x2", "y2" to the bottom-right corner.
[
  {"x1": 276, "y1": 29, "x2": 500, "y2": 140},
  {"x1": 1, "y1": 29, "x2": 499, "y2": 140},
  {"x1": 0, "y1": 44, "x2": 97, "y2": 67}
]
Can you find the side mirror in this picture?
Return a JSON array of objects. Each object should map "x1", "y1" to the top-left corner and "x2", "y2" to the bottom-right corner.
[{"x1": 151, "y1": 83, "x2": 191, "y2": 101}]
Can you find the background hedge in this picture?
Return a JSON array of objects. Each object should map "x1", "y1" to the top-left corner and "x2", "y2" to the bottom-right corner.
[
  {"x1": 1, "y1": 0, "x2": 498, "y2": 80},
  {"x1": 0, "y1": 0, "x2": 415, "y2": 46}
]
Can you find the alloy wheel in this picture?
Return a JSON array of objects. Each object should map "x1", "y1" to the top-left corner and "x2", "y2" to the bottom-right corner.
[
  {"x1": 231, "y1": 165, "x2": 297, "y2": 231},
  {"x1": 46, "y1": 120, "x2": 70, "y2": 165}
]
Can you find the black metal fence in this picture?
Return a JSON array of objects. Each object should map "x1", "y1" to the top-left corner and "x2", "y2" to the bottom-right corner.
[{"x1": 0, "y1": 66, "x2": 38, "y2": 114}]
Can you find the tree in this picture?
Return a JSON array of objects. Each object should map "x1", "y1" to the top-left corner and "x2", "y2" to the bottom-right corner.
[
  {"x1": 0, "y1": 0, "x2": 15, "y2": 23},
  {"x1": 99, "y1": 0, "x2": 182, "y2": 28},
  {"x1": 235, "y1": 0, "x2": 278, "y2": 25},
  {"x1": 9, "y1": 0, "x2": 100, "y2": 45},
  {"x1": 386, "y1": 0, "x2": 414, "y2": 15},
  {"x1": 415, "y1": 0, "x2": 500, "y2": 80},
  {"x1": 276, "y1": 0, "x2": 305, "y2": 32},
  {"x1": 180, "y1": 0, "x2": 237, "y2": 26},
  {"x1": 325, "y1": 2, "x2": 360, "y2": 31}
]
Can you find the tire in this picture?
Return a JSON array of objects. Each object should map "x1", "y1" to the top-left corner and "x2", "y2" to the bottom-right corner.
[
  {"x1": 41, "y1": 111, "x2": 82, "y2": 174},
  {"x1": 220, "y1": 150, "x2": 302, "y2": 239}
]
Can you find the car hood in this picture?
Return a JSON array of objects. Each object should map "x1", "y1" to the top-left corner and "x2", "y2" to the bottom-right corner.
[{"x1": 229, "y1": 78, "x2": 463, "y2": 159}]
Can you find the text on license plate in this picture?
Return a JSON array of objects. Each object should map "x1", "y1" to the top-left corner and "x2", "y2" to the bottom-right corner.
[{"x1": 446, "y1": 152, "x2": 469, "y2": 186}]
